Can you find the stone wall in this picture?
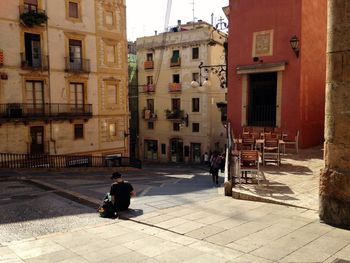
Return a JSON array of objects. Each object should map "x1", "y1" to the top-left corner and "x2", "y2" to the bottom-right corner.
[{"x1": 319, "y1": 0, "x2": 350, "y2": 229}]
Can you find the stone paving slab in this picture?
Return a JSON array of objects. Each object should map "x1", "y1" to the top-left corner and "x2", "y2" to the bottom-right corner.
[
  {"x1": 232, "y1": 145, "x2": 323, "y2": 210},
  {"x1": 2, "y1": 196, "x2": 350, "y2": 262}
]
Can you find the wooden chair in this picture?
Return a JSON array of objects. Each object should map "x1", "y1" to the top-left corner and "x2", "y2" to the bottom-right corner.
[
  {"x1": 239, "y1": 150, "x2": 264, "y2": 184},
  {"x1": 263, "y1": 138, "x2": 280, "y2": 166},
  {"x1": 282, "y1": 130, "x2": 299, "y2": 153},
  {"x1": 241, "y1": 137, "x2": 255, "y2": 150}
]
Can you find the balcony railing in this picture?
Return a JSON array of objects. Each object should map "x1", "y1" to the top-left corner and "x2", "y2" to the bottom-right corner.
[
  {"x1": 65, "y1": 57, "x2": 90, "y2": 73},
  {"x1": 20, "y1": 53, "x2": 49, "y2": 71},
  {"x1": 142, "y1": 109, "x2": 157, "y2": 121},
  {"x1": 170, "y1": 57, "x2": 181, "y2": 67},
  {"x1": 19, "y1": 5, "x2": 48, "y2": 27},
  {"x1": 143, "y1": 84, "x2": 155, "y2": 93},
  {"x1": 144, "y1": 60, "x2": 154, "y2": 69},
  {"x1": 0, "y1": 153, "x2": 142, "y2": 169},
  {"x1": 165, "y1": 109, "x2": 184, "y2": 120},
  {"x1": 0, "y1": 103, "x2": 92, "y2": 122},
  {"x1": 168, "y1": 83, "x2": 182, "y2": 92}
]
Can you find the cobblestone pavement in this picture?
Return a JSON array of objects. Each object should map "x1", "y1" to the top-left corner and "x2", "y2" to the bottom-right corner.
[{"x1": 232, "y1": 145, "x2": 323, "y2": 210}]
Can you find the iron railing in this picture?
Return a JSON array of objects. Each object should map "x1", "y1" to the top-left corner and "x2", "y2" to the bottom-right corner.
[
  {"x1": 165, "y1": 109, "x2": 184, "y2": 120},
  {"x1": 20, "y1": 52, "x2": 49, "y2": 70},
  {"x1": 170, "y1": 57, "x2": 181, "y2": 67},
  {"x1": 0, "y1": 153, "x2": 142, "y2": 169},
  {"x1": 0, "y1": 103, "x2": 92, "y2": 121},
  {"x1": 168, "y1": 83, "x2": 182, "y2": 92},
  {"x1": 248, "y1": 105, "x2": 276, "y2": 127},
  {"x1": 143, "y1": 84, "x2": 155, "y2": 93},
  {"x1": 65, "y1": 57, "x2": 90, "y2": 73},
  {"x1": 142, "y1": 109, "x2": 157, "y2": 120},
  {"x1": 144, "y1": 60, "x2": 154, "y2": 69}
]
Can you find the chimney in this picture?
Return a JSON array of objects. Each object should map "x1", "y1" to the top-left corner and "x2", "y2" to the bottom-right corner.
[
  {"x1": 177, "y1": 20, "x2": 181, "y2": 26},
  {"x1": 155, "y1": 30, "x2": 157, "y2": 36}
]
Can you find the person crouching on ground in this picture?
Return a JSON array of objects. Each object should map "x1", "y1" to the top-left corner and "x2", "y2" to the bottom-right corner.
[{"x1": 110, "y1": 172, "x2": 136, "y2": 212}]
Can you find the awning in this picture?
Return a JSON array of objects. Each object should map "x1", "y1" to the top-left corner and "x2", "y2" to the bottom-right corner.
[{"x1": 236, "y1": 61, "x2": 288, "y2": 75}]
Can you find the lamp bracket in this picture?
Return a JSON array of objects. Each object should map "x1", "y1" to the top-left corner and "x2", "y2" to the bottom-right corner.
[{"x1": 198, "y1": 62, "x2": 227, "y2": 88}]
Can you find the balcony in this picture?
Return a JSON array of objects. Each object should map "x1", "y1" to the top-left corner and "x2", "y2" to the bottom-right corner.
[
  {"x1": 65, "y1": 57, "x2": 90, "y2": 73},
  {"x1": 142, "y1": 109, "x2": 157, "y2": 121},
  {"x1": 20, "y1": 53, "x2": 49, "y2": 71},
  {"x1": 168, "y1": 83, "x2": 182, "y2": 92},
  {"x1": 143, "y1": 84, "x2": 155, "y2": 93},
  {"x1": 19, "y1": 5, "x2": 48, "y2": 27},
  {"x1": 170, "y1": 57, "x2": 181, "y2": 67},
  {"x1": 0, "y1": 103, "x2": 92, "y2": 123},
  {"x1": 144, "y1": 60, "x2": 154, "y2": 69},
  {"x1": 165, "y1": 109, "x2": 184, "y2": 120}
]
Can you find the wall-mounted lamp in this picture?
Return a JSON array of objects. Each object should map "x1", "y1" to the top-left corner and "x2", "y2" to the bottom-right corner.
[{"x1": 290, "y1": 35, "x2": 300, "y2": 58}]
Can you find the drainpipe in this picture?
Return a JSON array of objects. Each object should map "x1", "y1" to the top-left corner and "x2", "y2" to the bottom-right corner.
[{"x1": 45, "y1": 0, "x2": 57, "y2": 154}]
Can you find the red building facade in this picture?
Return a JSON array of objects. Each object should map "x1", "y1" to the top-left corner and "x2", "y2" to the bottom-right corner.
[{"x1": 227, "y1": 0, "x2": 327, "y2": 148}]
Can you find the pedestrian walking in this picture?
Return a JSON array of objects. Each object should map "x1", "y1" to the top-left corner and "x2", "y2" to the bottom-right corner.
[
  {"x1": 204, "y1": 152, "x2": 209, "y2": 166},
  {"x1": 210, "y1": 152, "x2": 221, "y2": 186}
]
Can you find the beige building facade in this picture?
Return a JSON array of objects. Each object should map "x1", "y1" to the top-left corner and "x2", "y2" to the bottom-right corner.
[
  {"x1": 0, "y1": 0, "x2": 129, "y2": 157},
  {"x1": 136, "y1": 21, "x2": 227, "y2": 163}
]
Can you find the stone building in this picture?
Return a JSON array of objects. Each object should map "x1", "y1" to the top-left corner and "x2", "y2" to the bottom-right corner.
[
  {"x1": 227, "y1": 0, "x2": 327, "y2": 148},
  {"x1": 0, "y1": 0, "x2": 129, "y2": 157},
  {"x1": 320, "y1": 0, "x2": 350, "y2": 230},
  {"x1": 136, "y1": 21, "x2": 227, "y2": 163}
]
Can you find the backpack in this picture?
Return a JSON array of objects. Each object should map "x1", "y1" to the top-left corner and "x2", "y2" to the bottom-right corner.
[
  {"x1": 97, "y1": 193, "x2": 117, "y2": 218},
  {"x1": 212, "y1": 156, "x2": 222, "y2": 169}
]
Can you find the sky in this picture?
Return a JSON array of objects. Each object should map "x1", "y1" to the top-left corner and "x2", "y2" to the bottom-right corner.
[{"x1": 126, "y1": 0, "x2": 228, "y2": 41}]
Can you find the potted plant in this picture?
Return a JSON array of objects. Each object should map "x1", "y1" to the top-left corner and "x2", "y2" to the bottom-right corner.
[{"x1": 20, "y1": 11, "x2": 48, "y2": 27}]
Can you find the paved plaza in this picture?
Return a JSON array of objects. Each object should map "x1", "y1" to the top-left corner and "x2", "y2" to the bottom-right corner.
[{"x1": 1, "y1": 150, "x2": 350, "y2": 263}]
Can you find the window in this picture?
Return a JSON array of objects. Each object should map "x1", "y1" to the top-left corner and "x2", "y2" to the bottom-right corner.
[
  {"x1": 69, "y1": 39, "x2": 82, "y2": 70},
  {"x1": 24, "y1": 33, "x2": 41, "y2": 68},
  {"x1": 146, "y1": 99, "x2": 154, "y2": 111},
  {"x1": 26, "y1": 81, "x2": 44, "y2": 112},
  {"x1": 144, "y1": 140, "x2": 158, "y2": 160},
  {"x1": 161, "y1": 144, "x2": 166, "y2": 155},
  {"x1": 192, "y1": 123, "x2": 200, "y2": 132},
  {"x1": 171, "y1": 50, "x2": 179, "y2": 61},
  {"x1": 146, "y1": 76, "x2": 153, "y2": 85},
  {"x1": 24, "y1": 0, "x2": 38, "y2": 13},
  {"x1": 147, "y1": 53, "x2": 153, "y2": 61},
  {"x1": 69, "y1": 2, "x2": 79, "y2": 18},
  {"x1": 69, "y1": 83, "x2": 84, "y2": 107},
  {"x1": 171, "y1": 98, "x2": 180, "y2": 111},
  {"x1": 173, "y1": 74, "x2": 180, "y2": 83},
  {"x1": 192, "y1": 47, "x2": 199, "y2": 59},
  {"x1": 74, "y1": 124, "x2": 84, "y2": 139},
  {"x1": 192, "y1": 72, "x2": 199, "y2": 82},
  {"x1": 147, "y1": 122, "x2": 154, "y2": 129},
  {"x1": 173, "y1": 123, "x2": 180, "y2": 131},
  {"x1": 192, "y1": 98, "x2": 200, "y2": 112}
]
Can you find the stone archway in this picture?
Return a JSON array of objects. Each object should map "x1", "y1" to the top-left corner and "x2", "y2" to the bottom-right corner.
[{"x1": 319, "y1": 0, "x2": 350, "y2": 229}]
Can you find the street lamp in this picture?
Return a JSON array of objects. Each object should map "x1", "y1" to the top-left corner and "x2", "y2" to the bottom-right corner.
[
  {"x1": 190, "y1": 61, "x2": 227, "y2": 89},
  {"x1": 290, "y1": 35, "x2": 300, "y2": 58}
]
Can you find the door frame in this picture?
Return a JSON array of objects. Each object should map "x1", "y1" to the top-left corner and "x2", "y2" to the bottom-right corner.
[{"x1": 30, "y1": 126, "x2": 45, "y2": 154}]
